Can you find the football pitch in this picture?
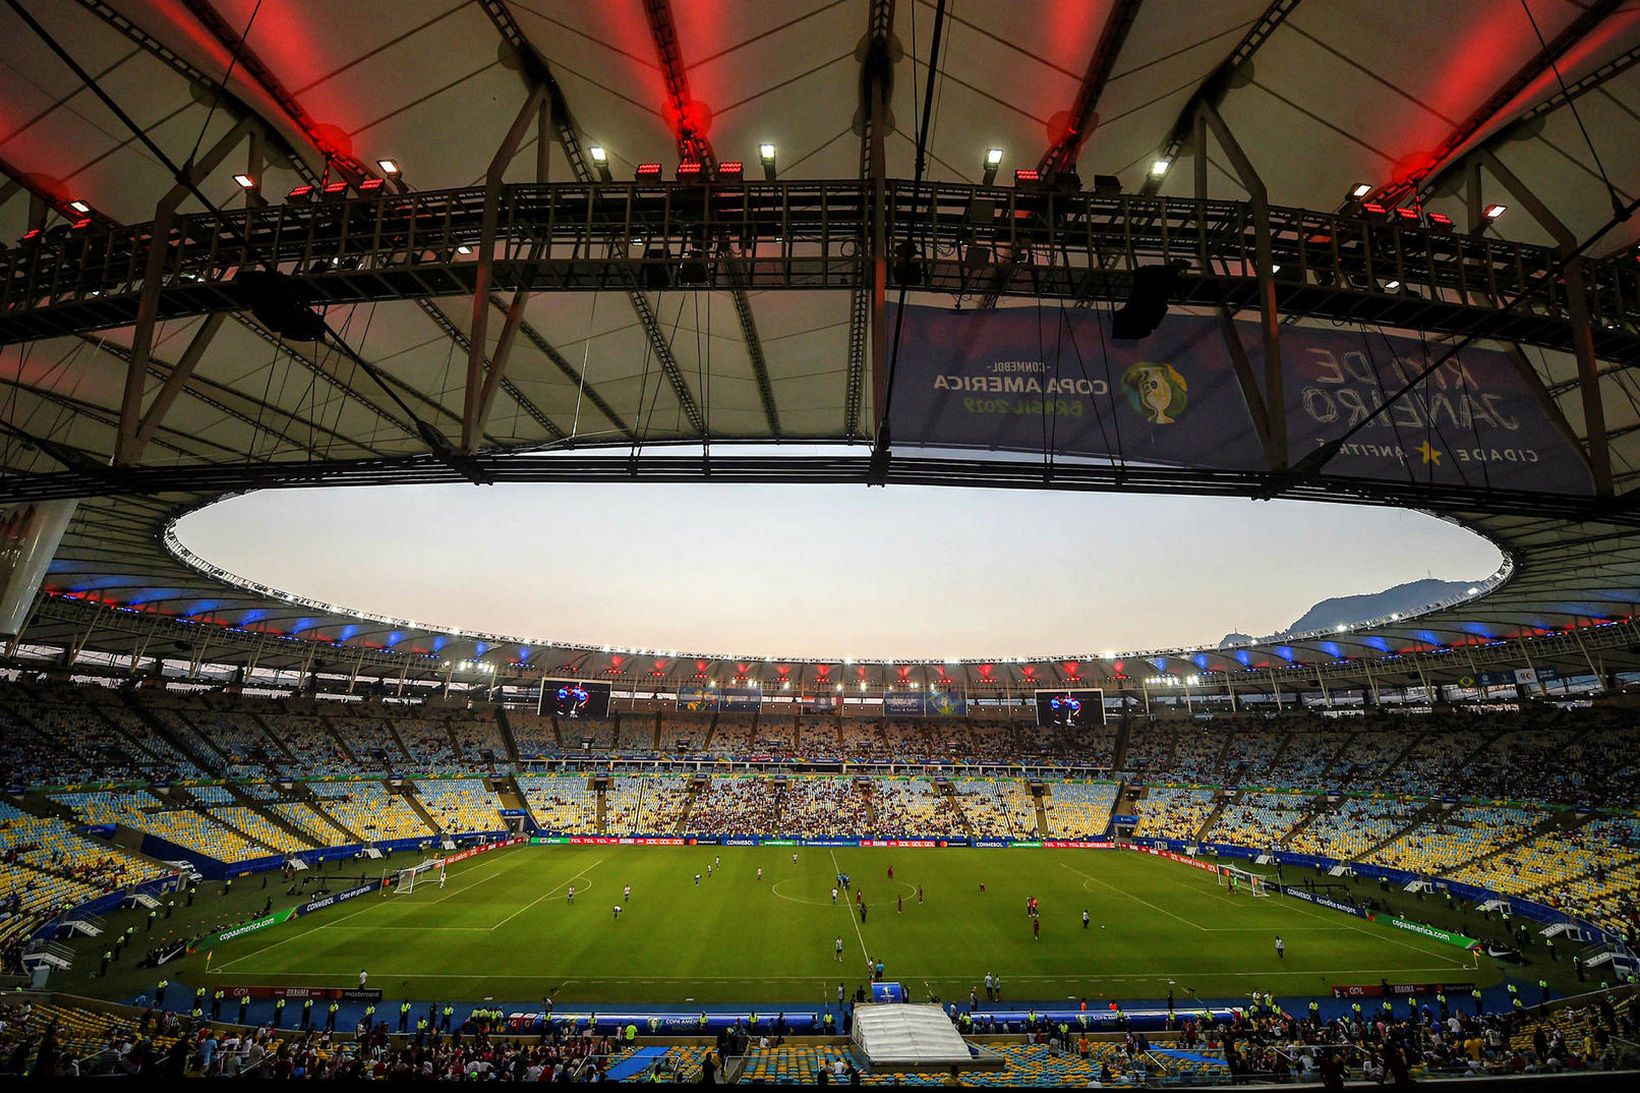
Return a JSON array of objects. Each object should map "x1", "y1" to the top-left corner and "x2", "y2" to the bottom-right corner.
[{"x1": 196, "y1": 845, "x2": 1494, "y2": 1006}]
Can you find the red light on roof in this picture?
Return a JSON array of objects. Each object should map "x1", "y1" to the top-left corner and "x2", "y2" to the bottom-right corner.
[
  {"x1": 676, "y1": 161, "x2": 703, "y2": 178},
  {"x1": 1360, "y1": 202, "x2": 1387, "y2": 218},
  {"x1": 21, "y1": 228, "x2": 40, "y2": 241},
  {"x1": 635, "y1": 163, "x2": 663, "y2": 179},
  {"x1": 1426, "y1": 211, "x2": 1454, "y2": 228},
  {"x1": 1394, "y1": 207, "x2": 1420, "y2": 222},
  {"x1": 358, "y1": 177, "x2": 385, "y2": 192},
  {"x1": 1013, "y1": 168, "x2": 1040, "y2": 183},
  {"x1": 323, "y1": 180, "x2": 348, "y2": 195},
  {"x1": 70, "y1": 218, "x2": 92, "y2": 230},
  {"x1": 717, "y1": 161, "x2": 743, "y2": 178},
  {"x1": 286, "y1": 184, "x2": 314, "y2": 201}
]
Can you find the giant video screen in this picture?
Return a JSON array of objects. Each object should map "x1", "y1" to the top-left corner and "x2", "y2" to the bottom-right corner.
[
  {"x1": 1034, "y1": 688, "x2": 1106, "y2": 727},
  {"x1": 546, "y1": 679, "x2": 612, "y2": 720}
]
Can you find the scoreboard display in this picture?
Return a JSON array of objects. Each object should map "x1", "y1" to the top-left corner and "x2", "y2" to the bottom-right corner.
[
  {"x1": 546, "y1": 679, "x2": 612, "y2": 720},
  {"x1": 1034, "y1": 688, "x2": 1106, "y2": 727}
]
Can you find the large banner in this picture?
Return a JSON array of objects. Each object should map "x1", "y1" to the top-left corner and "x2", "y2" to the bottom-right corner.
[
  {"x1": 883, "y1": 691, "x2": 968, "y2": 716},
  {"x1": 886, "y1": 304, "x2": 1591, "y2": 495},
  {"x1": 676, "y1": 685, "x2": 763, "y2": 712}
]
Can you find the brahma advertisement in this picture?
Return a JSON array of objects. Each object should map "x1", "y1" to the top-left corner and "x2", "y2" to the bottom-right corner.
[{"x1": 885, "y1": 304, "x2": 1590, "y2": 494}]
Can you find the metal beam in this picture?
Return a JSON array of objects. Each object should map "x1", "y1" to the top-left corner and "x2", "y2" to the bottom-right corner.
[
  {"x1": 0, "y1": 374, "x2": 233, "y2": 461},
  {"x1": 128, "y1": 311, "x2": 225, "y2": 461},
  {"x1": 178, "y1": 0, "x2": 372, "y2": 182},
  {"x1": 464, "y1": 85, "x2": 548, "y2": 453},
  {"x1": 854, "y1": 0, "x2": 895, "y2": 440},
  {"x1": 1197, "y1": 101, "x2": 1285, "y2": 468},
  {"x1": 1467, "y1": 149, "x2": 1611, "y2": 496},
  {"x1": 80, "y1": 334, "x2": 377, "y2": 461},
  {"x1": 116, "y1": 117, "x2": 258, "y2": 466},
  {"x1": 6, "y1": 182, "x2": 1638, "y2": 360},
  {"x1": 482, "y1": 0, "x2": 704, "y2": 437},
  {"x1": 1037, "y1": 0, "x2": 1146, "y2": 179},
  {"x1": 0, "y1": 448, "x2": 1629, "y2": 523},
  {"x1": 471, "y1": 288, "x2": 531, "y2": 451},
  {"x1": 640, "y1": 0, "x2": 776, "y2": 436},
  {"x1": 497, "y1": 294, "x2": 639, "y2": 443},
  {"x1": 1140, "y1": 0, "x2": 1303, "y2": 197},
  {"x1": 1382, "y1": 0, "x2": 1624, "y2": 205},
  {"x1": 72, "y1": 0, "x2": 321, "y2": 181},
  {"x1": 420, "y1": 299, "x2": 560, "y2": 445}
]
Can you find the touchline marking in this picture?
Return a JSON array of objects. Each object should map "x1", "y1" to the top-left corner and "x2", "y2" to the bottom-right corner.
[
  {"x1": 490, "y1": 857, "x2": 604, "y2": 930},
  {"x1": 1060, "y1": 861, "x2": 1207, "y2": 931},
  {"x1": 220, "y1": 966, "x2": 1473, "y2": 982},
  {"x1": 219, "y1": 849, "x2": 529, "y2": 970},
  {"x1": 1271, "y1": 883, "x2": 1469, "y2": 966},
  {"x1": 828, "y1": 849, "x2": 871, "y2": 962}
]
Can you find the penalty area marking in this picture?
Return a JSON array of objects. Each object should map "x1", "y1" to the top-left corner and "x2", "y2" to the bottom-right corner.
[{"x1": 1060, "y1": 861, "x2": 1208, "y2": 931}]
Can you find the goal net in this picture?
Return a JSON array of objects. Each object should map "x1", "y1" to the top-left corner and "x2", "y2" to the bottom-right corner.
[
  {"x1": 392, "y1": 858, "x2": 444, "y2": 896},
  {"x1": 1216, "y1": 864, "x2": 1273, "y2": 897}
]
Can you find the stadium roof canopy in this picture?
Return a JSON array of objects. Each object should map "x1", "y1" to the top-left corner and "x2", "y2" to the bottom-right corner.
[{"x1": 4, "y1": 0, "x2": 1640, "y2": 696}]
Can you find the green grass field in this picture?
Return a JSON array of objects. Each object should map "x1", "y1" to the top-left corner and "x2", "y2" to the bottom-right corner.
[{"x1": 177, "y1": 845, "x2": 1494, "y2": 1006}]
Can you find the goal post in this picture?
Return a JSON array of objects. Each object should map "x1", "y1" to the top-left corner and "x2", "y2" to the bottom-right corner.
[
  {"x1": 392, "y1": 857, "x2": 446, "y2": 896},
  {"x1": 1216, "y1": 863, "x2": 1274, "y2": 897}
]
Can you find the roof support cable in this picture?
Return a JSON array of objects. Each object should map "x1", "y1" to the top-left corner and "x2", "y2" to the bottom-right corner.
[
  {"x1": 3, "y1": 0, "x2": 462, "y2": 468},
  {"x1": 1517, "y1": 0, "x2": 1623, "y2": 219},
  {"x1": 873, "y1": 0, "x2": 948, "y2": 480}
]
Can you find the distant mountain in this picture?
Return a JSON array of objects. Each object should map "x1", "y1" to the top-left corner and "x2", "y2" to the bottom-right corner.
[{"x1": 1220, "y1": 578, "x2": 1481, "y2": 646}]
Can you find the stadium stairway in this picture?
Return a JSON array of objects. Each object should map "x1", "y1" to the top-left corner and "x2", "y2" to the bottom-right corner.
[
  {"x1": 107, "y1": 693, "x2": 222, "y2": 775},
  {"x1": 700, "y1": 712, "x2": 720, "y2": 751},
  {"x1": 397, "y1": 781, "x2": 443, "y2": 835},
  {"x1": 224, "y1": 784, "x2": 324, "y2": 849},
  {"x1": 303, "y1": 787, "x2": 364, "y2": 843},
  {"x1": 1033, "y1": 788, "x2": 1050, "y2": 837},
  {"x1": 1459, "y1": 807, "x2": 1589, "y2": 873},
  {"x1": 492, "y1": 776, "x2": 538, "y2": 830},
  {"x1": 1110, "y1": 721, "x2": 1132, "y2": 770},
  {"x1": 246, "y1": 711, "x2": 301, "y2": 766},
  {"x1": 595, "y1": 780, "x2": 608, "y2": 832},
  {"x1": 644, "y1": 710, "x2": 662, "y2": 750},
  {"x1": 938, "y1": 782, "x2": 977, "y2": 839},
  {"x1": 673, "y1": 779, "x2": 702, "y2": 834},
  {"x1": 1313, "y1": 732, "x2": 1358, "y2": 781},
  {"x1": 1351, "y1": 798, "x2": 1448, "y2": 862},
  {"x1": 312, "y1": 712, "x2": 361, "y2": 765},
  {"x1": 858, "y1": 781, "x2": 880, "y2": 832},
  {"x1": 492, "y1": 705, "x2": 522, "y2": 764},
  {"x1": 1373, "y1": 731, "x2": 1428, "y2": 786},
  {"x1": 1192, "y1": 792, "x2": 1232, "y2": 843},
  {"x1": 375, "y1": 717, "x2": 416, "y2": 765},
  {"x1": 1279, "y1": 795, "x2": 1335, "y2": 848}
]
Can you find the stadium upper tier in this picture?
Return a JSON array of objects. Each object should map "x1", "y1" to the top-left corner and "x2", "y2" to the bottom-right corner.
[{"x1": 2, "y1": 681, "x2": 1639, "y2": 942}]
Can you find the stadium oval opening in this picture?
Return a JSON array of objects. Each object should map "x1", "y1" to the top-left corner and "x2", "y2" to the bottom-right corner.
[{"x1": 170, "y1": 482, "x2": 1504, "y2": 662}]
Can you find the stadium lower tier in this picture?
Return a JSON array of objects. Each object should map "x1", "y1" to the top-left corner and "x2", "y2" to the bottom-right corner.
[{"x1": 14, "y1": 842, "x2": 1640, "y2": 1085}]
